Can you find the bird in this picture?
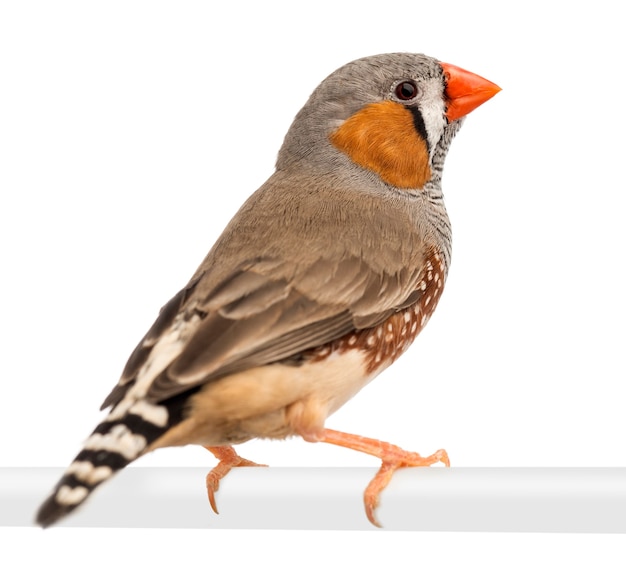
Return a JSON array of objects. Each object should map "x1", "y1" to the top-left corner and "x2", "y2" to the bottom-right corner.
[{"x1": 36, "y1": 52, "x2": 500, "y2": 528}]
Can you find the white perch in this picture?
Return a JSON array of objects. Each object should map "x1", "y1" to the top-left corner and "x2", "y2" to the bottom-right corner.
[{"x1": 4, "y1": 467, "x2": 626, "y2": 532}]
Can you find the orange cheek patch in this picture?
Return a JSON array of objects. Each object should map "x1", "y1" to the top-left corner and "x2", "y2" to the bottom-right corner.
[{"x1": 330, "y1": 100, "x2": 432, "y2": 190}]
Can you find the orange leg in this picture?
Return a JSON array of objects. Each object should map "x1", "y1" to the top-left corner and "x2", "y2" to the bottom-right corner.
[
  {"x1": 204, "y1": 445, "x2": 267, "y2": 513},
  {"x1": 319, "y1": 429, "x2": 450, "y2": 527}
]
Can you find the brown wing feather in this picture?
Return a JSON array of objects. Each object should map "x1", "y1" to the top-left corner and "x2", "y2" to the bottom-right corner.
[
  {"x1": 147, "y1": 288, "x2": 355, "y2": 401},
  {"x1": 101, "y1": 175, "x2": 432, "y2": 409}
]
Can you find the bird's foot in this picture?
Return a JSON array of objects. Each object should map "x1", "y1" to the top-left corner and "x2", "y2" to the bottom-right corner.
[
  {"x1": 204, "y1": 445, "x2": 267, "y2": 513},
  {"x1": 318, "y1": 428, "x2": 449, "y2": 527}
]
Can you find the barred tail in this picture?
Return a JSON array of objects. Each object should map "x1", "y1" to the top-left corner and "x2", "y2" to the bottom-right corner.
[{"x1": 36, "y1": 396, "x2": 187, "y2": 528}]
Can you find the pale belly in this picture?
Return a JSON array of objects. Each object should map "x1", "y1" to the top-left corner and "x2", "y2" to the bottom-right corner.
[{"x1": 147, "y1": 348, "x2": 381, "y2": 450}]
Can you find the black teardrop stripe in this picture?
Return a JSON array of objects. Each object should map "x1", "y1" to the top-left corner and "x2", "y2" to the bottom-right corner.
[{"x1": 406, "y1": 105, "x2": 430, "y2": 152}]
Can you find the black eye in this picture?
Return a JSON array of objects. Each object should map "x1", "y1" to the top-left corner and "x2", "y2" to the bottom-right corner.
[{"x1": 395, "y1": 80, "x2": 418, "y2": 101}]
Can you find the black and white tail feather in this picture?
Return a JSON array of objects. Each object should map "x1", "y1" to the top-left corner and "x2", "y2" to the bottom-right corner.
[
  {"x1": 36, "y1": 283, "x2": 201, "y2": 527},
  {"x1": 35, "y1": 392, "x2": 190, "y2": 527}
]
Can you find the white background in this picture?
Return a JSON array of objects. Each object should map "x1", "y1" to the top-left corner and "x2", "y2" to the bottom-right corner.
[{"x1": 1, "y1": 0, "x2": 624, "y2": 579}]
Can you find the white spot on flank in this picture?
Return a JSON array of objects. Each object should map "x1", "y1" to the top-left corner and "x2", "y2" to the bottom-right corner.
[
  {"x1": 348, "y1": 336, "x2": 357, "y2": 346},
  {"x1": 56, "y1": 485, "x2": 89, "y2": 505},
  {"x1": 403, "y1": 312, "x2": 411, "y2": 323},
  {"x1": 84, "y1": 424, "x2": 147, "y2": 460},
  {"x1": 425, "y1": 296, "x2": 431, "y2": 306},
  {"x1": 366, "y1": 335, "x2": 376, "y2": 346},
  {"x1": 420, "y1": 281, "x2": 427, "y2": 291},
  {"x1": 67, "y1": 461, "x2": 113, "y2": 485}
]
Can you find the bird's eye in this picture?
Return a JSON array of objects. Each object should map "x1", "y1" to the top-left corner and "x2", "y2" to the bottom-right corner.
[{"x1": 394, "y1": 80, "x2": 419, "y2": 101}]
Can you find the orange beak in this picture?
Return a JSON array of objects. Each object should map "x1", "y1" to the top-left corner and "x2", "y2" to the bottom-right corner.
[{"x1": 440, "y1": 62, "x2": 501, "y2": 122}]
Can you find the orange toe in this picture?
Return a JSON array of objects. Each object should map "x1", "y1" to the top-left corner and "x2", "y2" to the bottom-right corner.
[
  {"x1": 204, "y1": 445, "x2": 267, "y2": 514},
  {"x1": 317, "y1": 429, "x2": 449, "y2": 527}
]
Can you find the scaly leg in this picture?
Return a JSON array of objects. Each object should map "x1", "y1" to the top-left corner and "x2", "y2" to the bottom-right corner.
[
  {"x1": 319, "y1": 429, "x2": 449, "y2": 527},
  {"x1": 204, "y1": 445, "x2": 267, "y2": 513}
]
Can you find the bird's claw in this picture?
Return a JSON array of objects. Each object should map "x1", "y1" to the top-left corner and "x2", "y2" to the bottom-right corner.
[
  {"x1": 204, "y1": 445, "x2": 267, "y2": 514},
  {"x1": 364, "y1": 446, "x2": 450, "y2": 528}
]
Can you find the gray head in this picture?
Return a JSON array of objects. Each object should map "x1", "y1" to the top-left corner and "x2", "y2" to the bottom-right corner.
[{"x1": 276, "y1": 53, "x2": 499, "y2": 192}]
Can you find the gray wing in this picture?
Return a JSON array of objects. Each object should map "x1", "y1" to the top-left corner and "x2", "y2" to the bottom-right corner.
[
  {"x1": 101, "y1": 254, "x2": 424, "y2": 409},
  {"x1": 100, "y1": 176, "x2": 430, "y2": 409}
]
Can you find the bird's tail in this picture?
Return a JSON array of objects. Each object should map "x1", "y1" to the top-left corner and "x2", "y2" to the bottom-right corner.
[{"x1": 35, "y1": 394, "x2": 187, "y2": 527}]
